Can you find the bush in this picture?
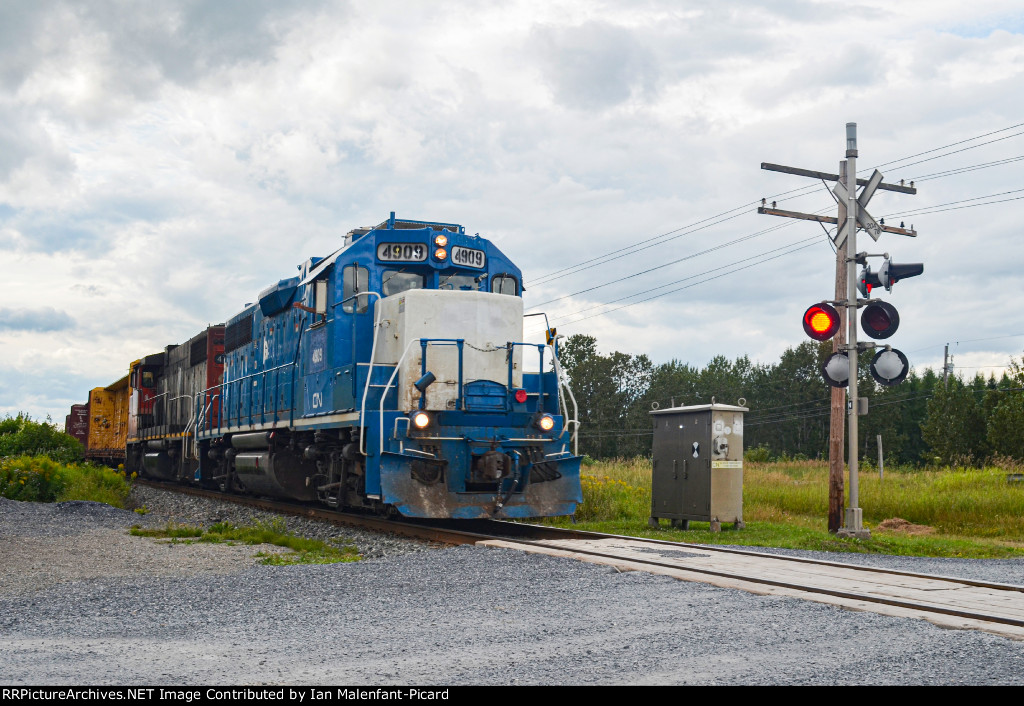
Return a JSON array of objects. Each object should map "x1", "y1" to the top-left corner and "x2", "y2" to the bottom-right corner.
[
  {"x1": 0, "y1": 413, "x2": 83, "y2": 464},
  {"x1": 0, "y1": 455, "x2": 130, "y2": 507},
  {"x1": 0, "y1": 455, "x2": 67, "y2": 502},
  {"x1": 744, "y1": 445, "x2": 773, "y2": 463}
]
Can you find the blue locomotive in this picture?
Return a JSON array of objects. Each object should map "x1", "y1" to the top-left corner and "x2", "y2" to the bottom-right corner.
[{"x1": 124, "y1": 213, "x2": 582, "y2": 519}]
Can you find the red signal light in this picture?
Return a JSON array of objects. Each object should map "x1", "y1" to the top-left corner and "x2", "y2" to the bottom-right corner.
[
  {"x1": 860, "y1": 300, "x2": 900, "y2": 340},
  {"x1": 802, "y1": 303, "x2": 841, "y2": 341}
]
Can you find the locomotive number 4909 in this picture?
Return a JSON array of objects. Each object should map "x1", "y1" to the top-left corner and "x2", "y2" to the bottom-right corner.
[
  {"x1": 377, "y1": 243, "x2": 427, "y2": 262},
  {"x1": 451, "y1": 246, "x2": 486, "y2": 268}
]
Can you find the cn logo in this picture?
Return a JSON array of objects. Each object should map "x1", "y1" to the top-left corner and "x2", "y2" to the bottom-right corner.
[{"x1": 311, "y1": 392, "x2": 323, "y2": 409}]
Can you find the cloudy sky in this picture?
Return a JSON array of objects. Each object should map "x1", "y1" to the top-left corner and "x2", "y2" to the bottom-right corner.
[{"x1": 2, "y1": 0, "x2": 1023, "y2": 422}]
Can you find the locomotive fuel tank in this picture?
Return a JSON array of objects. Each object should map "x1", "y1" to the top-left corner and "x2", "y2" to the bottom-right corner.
[{"x1": 230, "y1": 433, "x2": 318, "y2": 502}]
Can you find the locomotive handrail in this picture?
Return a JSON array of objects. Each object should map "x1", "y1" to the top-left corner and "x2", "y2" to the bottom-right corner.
[
  {"x1": 166, "y1": 393, "x2": 196, "y2": 462},
  {"x1": 194, "y1": 394, "x2": 218, "y2": 450},
  {"x1": 549, "y1": 345, "x2": 580, "y2": 456},
  {"x1": 353, "y1": 291, "x2": 383, "y2": 456},
  {"x1": 196, "y1": 361, "x2": 295, "y2": 435},
  {"x1": 505, "y1": 342, "x2": 546, "y2": 413},
  {"x1": 375, "y1": 338, "x2": 428, "y2": 456},
  {"x1": 374, "y1": 337, "x2": 470, "y2": 455},
  {"x1": 419, "y1": 338, "x2": 465, "y2": 412}
]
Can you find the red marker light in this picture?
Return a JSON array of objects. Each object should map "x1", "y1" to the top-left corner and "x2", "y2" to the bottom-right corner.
[{"x1": 514, "y1": 389, "x2": 528, "y2": 404}]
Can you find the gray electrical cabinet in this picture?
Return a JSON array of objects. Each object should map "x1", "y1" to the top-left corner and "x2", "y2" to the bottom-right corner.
[{"x1": 648, "y1": 402, "x2": 748, "y2": 531}]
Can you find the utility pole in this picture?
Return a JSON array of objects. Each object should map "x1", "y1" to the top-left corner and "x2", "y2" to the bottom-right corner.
[
  {"x1": 944, "y1": 344, "x2": 950, "y2": 390},
  {"x1": 759, "y1": 123, "x2": 918, "y2": 537}
]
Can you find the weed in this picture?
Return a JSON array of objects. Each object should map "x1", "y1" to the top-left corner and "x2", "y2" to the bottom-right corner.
[
  {"x1": 0, "y1": 455, "x2": 130, "y2": 506},
  {"x1": 541, "y1": 457, "x2": 1024, "y2": 558},
  {"x1": 131, "y1": 520, "x2": 361, "y2": 565}
]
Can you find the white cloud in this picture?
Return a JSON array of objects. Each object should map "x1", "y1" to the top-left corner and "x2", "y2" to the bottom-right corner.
[{"x1": 2, "y1": 0, "x2": 1024, "y2": 421}]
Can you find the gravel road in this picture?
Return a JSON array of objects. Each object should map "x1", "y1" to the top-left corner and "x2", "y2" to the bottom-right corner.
[{"x1": 2, "y1": 487, "x2": 1024, "y2": 686}]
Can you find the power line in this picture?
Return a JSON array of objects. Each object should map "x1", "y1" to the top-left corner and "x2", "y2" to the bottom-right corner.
[
  {"x1": 525, "y1": 190, "x2": 1022, "y2": 337},
  {"x1": 530, "y1": 216, "x2": 808, "y2": 309},
  {"x1": 883, "y1": 187, "x2": 1024, "y2": 218},
  {"x1": 881, "y1": 129, "x2": 1024, "y2": 173},
  {"x1": 531, "y1": 235, "x2": 824, "y2": 332},
  {"x1": 956, "y1": 333, "x2": 1024, "y2": 345},
  {"x1": 885, "y1": 194, "x2": 1024, "y2": 218},
  {"x1": 534, "y1": 233, "x2": 820, "y2": 328},
  {"x1": 911, "y1": 155, "x2": 1024, "y2": 182},
  {"x1": 529, "y1": 122, "x2": 1024, "y2": 288},
  {"x1": 531, "y1": 205, "x2": 757, "y2": 285}
]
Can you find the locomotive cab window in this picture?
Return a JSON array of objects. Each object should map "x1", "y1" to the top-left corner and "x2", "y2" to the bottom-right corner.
[
  {"x1": 135, "y1": 370, "x2": 155, "y2": 388},
  {"x1": 314, "y1": 279, "x2": 328, "y2": 316},
  {"x1": 491, "y1": 274, "x2": 519, "y2": 296},
  {"x1": 342, "y1": 264, "x2": 370, "y2": 314},
  {"x1": 382, "y1": 269, "x2": 426, "y2": 297}
]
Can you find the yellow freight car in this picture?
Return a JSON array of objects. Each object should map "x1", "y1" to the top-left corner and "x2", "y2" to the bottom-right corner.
[{"x1": 85, "y1": 373, "x2": 130, "y2": 465}]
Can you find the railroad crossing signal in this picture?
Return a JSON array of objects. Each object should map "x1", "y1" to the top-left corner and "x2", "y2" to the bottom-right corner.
[
  {"x1": 761, "y1": 125, "x2": 925, "y2": 537},
  {"x1": 860, "y1": 300, "x2": 900, "y2": 339},
  {"x1": 821, "y1": 352, "x2": 850, "y2": 388},
  {"x1": 870, "y1": 348, "x2": 910, "y2": 386},
  {"x1": 802, "y1": 303, "x2": 841, "y2": 341},
  {"x1": 832, "y1": 169, "x2": 885, "y2": 246},
  {"x1": 858, "y1": 259, "x2": 925, "y2": 296}
]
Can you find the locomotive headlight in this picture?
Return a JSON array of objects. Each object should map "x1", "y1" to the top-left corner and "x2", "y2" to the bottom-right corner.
[
  {"x1": 434, "y1": 247, "x2": 448, "y2": 261},
  {"x1": 411, "y1": 411, "x2": 431, "y2": 429},
  {"x1": 535, "y1": 414, "x2": 555, "y2": 432},
  {"x1": 434, "y1": 234, "x2": 449, "y2": 247}
]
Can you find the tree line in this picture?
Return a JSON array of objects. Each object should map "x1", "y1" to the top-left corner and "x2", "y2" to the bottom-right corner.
[{"x1": 557, "y1": 334, "x2": 1024, "y2": 467}]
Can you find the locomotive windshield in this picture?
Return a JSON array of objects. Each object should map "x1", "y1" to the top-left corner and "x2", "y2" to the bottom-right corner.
[
  {"x1": 382, "y1": 269, "x2": 426, "y2": 297},
  {"x1": 439, "y1": 273, "x2": 484, "y2": 291}
]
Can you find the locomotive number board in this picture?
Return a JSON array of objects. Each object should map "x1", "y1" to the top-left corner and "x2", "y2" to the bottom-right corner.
[
  {"x1": 377, "y1": 243, "x2": 428, "y2": 262},
  {"x1": 451, "y1": 246, "x2": 486, "y2": 268}
]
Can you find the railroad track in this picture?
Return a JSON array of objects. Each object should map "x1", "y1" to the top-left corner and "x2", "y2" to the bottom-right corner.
[{"x1": 136, "y1": 479, "x2": 1024, "y2": 641}]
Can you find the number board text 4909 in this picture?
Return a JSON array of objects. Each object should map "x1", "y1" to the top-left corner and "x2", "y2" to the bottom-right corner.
[
  {"x1": 451, "y1": 246, "x2": 486, "y2": 268},
  {"x1": 377, "y1": 243, "x2": 427, "y2": 262}
]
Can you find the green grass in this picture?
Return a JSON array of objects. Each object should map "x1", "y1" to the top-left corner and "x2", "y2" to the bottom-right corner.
[
  {"x1": 0, "y1": 455, "x2": 131, "y2": 506},
  {"x1": 130, "y1": 518, "x2": 361, "y2": 565},
  {"x1": 539, "y1": 457, "x2": 1024, "y2": 559}
]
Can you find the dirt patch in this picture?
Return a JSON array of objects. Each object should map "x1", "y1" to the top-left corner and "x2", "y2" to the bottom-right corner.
[{"x1": 875, "y1": 517, "x2": 935, "y2": 535}]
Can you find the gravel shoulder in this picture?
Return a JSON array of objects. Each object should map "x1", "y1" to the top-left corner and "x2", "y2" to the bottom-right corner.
[{"x1": 2, "y1": 486, "x2": 1024, "y2": 686}]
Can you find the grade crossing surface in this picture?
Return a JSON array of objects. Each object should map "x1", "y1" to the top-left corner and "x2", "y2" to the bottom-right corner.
[{"x1": 478, "y1": 532, "x2": 1024, "y2": 641}]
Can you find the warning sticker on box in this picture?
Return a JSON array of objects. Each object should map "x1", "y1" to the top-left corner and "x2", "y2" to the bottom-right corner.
[{"x1": 712, "y1": 460, "x2": 743, "y2": 469}]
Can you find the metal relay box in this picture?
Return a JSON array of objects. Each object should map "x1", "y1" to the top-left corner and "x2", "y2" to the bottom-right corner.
[{"x1": 648, "y1": 402, "x2": 748, "y2": 531}]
